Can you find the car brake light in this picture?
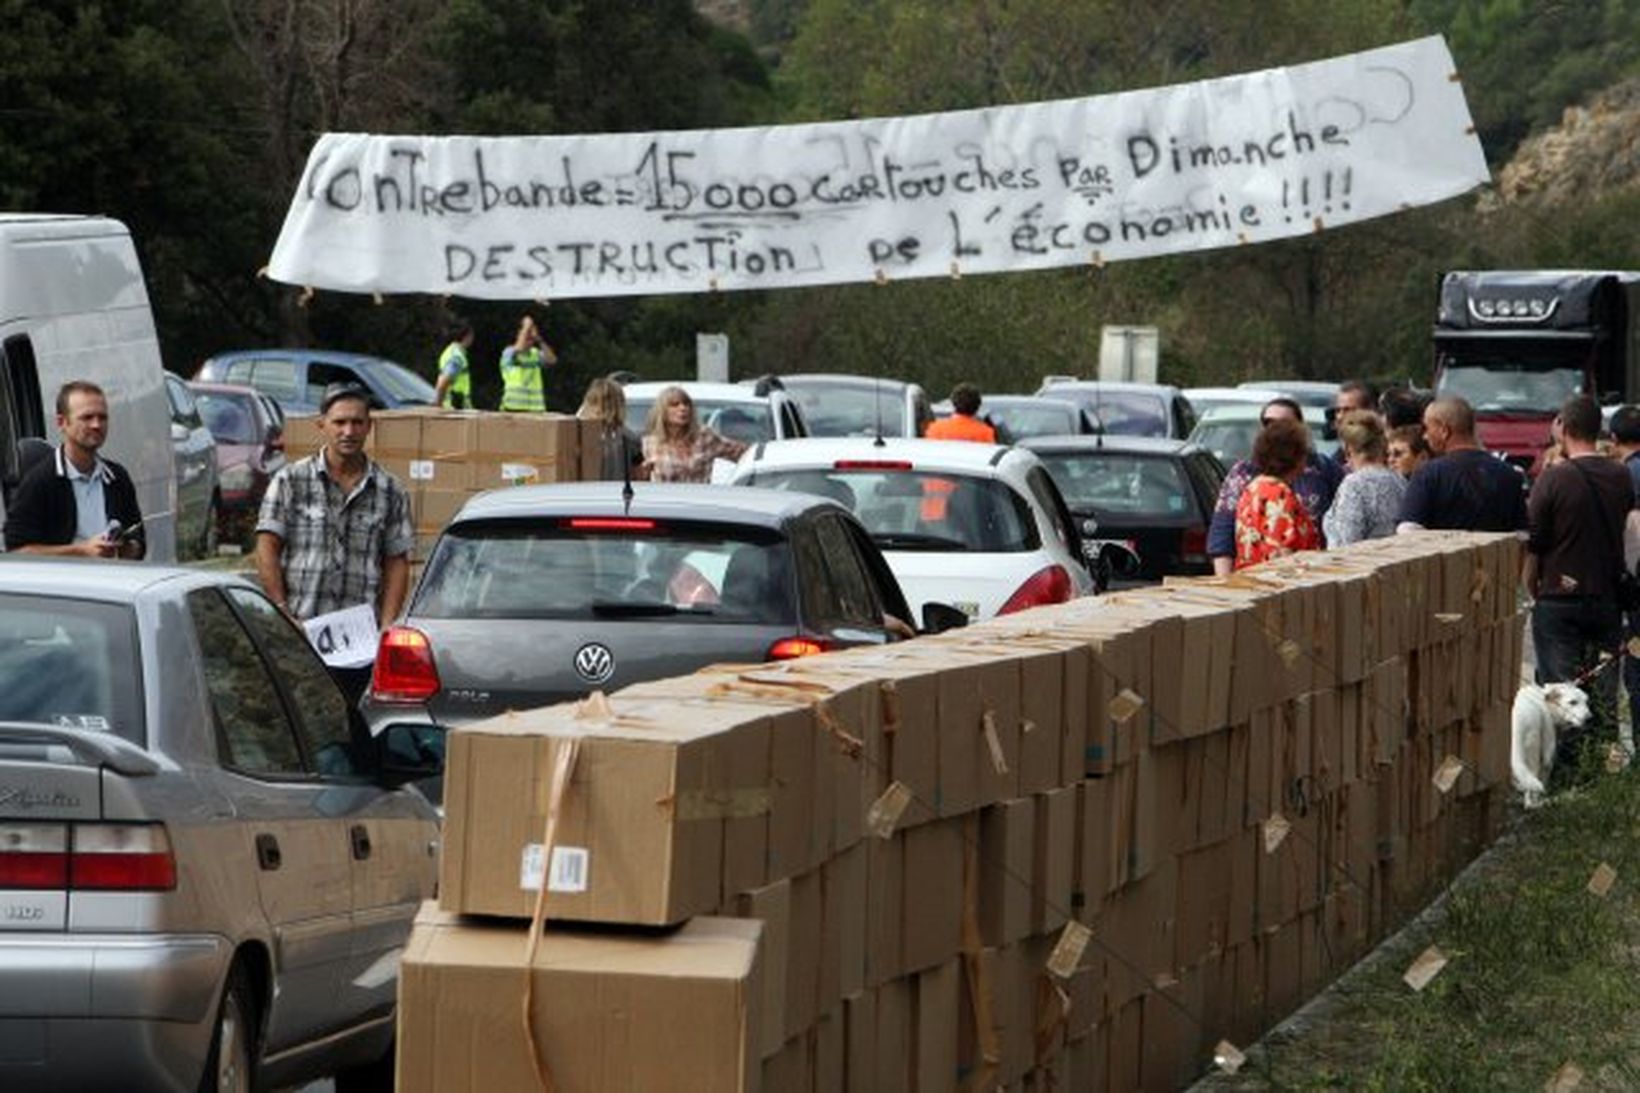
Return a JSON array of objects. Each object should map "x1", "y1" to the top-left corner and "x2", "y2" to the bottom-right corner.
[
  {"x1": 1181, "y1": 525, "x2": 1208, "y2": 563},
  {"x1": 998, "y1": 564, "x2": 1074, "y2": 616},
  {"x1": 0, "y1": 824, "x2": 68, "y2": 888},
  {"x1": 70, "y1": 824, "x2": 177, "y2": 891},
  {"x1": 833, "y1": 460, "x2": 913, "y2": 471},
  {"x1": 567, "y1": 517, "x2": 658, "y2": 531},
  {"x1": 768, "y1": 637, "x2": 832, "y2": 660},
  {"x1": 371, "y1": 626, "x2": 441, "y2": 703}
]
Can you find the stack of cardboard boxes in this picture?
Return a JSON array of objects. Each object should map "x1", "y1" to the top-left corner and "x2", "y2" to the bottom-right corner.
[
  {"x1": 280, "y1": 407, "x2": 604, "y2": 547},
  {"x1": 401, "y1": 531, "x2": 1523, "y2": 1091}
]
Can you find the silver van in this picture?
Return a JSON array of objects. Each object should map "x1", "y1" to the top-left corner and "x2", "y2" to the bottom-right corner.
[{"x1": 0, "y1": 215, "x2": 177, "y2": 561}]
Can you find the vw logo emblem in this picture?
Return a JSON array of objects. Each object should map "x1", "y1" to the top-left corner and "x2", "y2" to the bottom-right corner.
[{"x1": 573, "y1": 642, "x2": 615, "y2": 685}]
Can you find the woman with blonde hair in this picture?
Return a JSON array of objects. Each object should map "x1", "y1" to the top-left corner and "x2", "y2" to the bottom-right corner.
[
  {"x1": 1323, "y1": 410, "x2": 1407, "y2": 547},
  {"x1": 576, "y1": 376, "x2": 643, "y2": 481},
  {"x1": 640, "y1": 385, "x2": 747, "y2": 483}
]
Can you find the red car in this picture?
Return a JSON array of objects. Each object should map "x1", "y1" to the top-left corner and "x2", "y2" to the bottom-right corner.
[{"x1": 188, "y1": 381, "x2": 287, "y2": 544}]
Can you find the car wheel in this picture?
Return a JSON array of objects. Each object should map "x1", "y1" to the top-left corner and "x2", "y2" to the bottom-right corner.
[
  {"x1": 199, "y1": 964, "x2": 255, "y2": 1093},
  {"x1": 334, "y1": 1039, "x2": 395, "y2": 1093}
]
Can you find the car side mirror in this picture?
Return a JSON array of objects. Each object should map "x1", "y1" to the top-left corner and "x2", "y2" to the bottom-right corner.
[
  {"x1": 376, "y1": 722, "x2": 446, "y2": 788},
  {"x1": 921, "y1": 602, "x2": 970, "y2": 634}
]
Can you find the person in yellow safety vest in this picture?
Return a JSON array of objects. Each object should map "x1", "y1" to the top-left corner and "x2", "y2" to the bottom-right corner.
[
  {"x1": 499, "y1": 314, "x2": 555, "y2": 412},
  {"x1": 433, "y1": 319, "x2": 474, "y2": 409}
]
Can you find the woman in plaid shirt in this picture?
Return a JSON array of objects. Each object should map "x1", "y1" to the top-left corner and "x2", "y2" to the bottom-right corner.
[{"x1": 639, "y1": 386, "x2": 748, "y2": 483}]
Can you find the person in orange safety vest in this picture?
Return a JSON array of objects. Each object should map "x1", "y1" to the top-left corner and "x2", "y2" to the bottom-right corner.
[{"x1": 925, "y1": 383, "x2": 997, "y2": 443}]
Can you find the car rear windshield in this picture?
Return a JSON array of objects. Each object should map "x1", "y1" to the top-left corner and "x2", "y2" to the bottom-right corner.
[
  {"x1": 1035, "y1": 452, "x2": 1193, "y2": 518},
  {"x1": 0, "y1": 594, "x2": 143, "y2": 743},
  {"x1": 412, "y1": 518, "x2": 796, "y2": 624},
  {"x1": 785, "y1": 384, "x2": 907, "y2": 437},
  {"x1": 625, "y1": 398, "x2": 774, "y2": 444},
  {"x1": 746, "y1": 468, "x2": 1038, "y2": 553},
  {"x1": 1063, "y1": 392, "x2": 1166, "y2": 436},
  {"x1": 990, "y1": 403, "x2": 1078, "y2": 439},
  {"x1": 196, "y1": 392, "x2": 262, "y2": 444}
]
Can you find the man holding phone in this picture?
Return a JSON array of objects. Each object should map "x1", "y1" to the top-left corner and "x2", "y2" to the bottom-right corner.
[{"x1": 2, "y1": 380, "x2": 145, "y2": 558}]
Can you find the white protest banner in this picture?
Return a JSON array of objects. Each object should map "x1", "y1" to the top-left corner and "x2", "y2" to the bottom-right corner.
[
  {"x1": 303, "y1": 603, "x2": 379, "y2": 669},
  {"x1": 267, "y1": 35, "x2": 1486, "y2": 301}
]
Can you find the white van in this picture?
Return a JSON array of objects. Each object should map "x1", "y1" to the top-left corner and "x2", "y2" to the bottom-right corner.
[{"x1": 0, "y1": 214, "x2": 177, "y2": 561}]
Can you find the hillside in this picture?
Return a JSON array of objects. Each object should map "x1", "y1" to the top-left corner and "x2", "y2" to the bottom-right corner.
[{"x1": 1484, "y1": 78, "x2": 1640, "y2": 209}]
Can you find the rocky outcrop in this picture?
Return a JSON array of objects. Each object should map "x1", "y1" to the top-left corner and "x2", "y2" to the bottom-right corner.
[{"x1": 1485, "y1": 79, "x2": 1640, "y2": 208}]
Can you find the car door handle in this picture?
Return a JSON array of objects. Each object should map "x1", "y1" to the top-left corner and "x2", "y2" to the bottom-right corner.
[
  {"x1": 255, "y1": 833, "x2": 281, "y2": 871},
  {"x1": 349, "y1": 824, "x2": 372, "y2": 861}
]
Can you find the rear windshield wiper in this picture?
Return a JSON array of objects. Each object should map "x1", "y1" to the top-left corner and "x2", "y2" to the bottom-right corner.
[
  {"x1": 871, "y1": 532, "x2": 971, "y2": 552},
  {"x1": 590, "y1": 601, "x2": 715, "y2": 617}
]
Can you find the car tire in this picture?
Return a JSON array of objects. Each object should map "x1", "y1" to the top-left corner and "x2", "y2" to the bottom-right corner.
[
  {"x1": 198, "y1": 963, "x2": 256, "y2": 1093},
  {"x1": 334, "y1": 1039, "x2": 395, "y2": 1093}
]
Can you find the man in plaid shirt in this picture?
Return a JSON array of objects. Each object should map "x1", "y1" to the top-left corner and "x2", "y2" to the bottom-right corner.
[{"x1": 256, "y1": 383, "x2": 413, "y2": 698}]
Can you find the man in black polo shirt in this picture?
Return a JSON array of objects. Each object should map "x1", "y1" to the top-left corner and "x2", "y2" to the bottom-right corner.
[
  {"x1": 3, "y1": 381, "x2": 144, "y2": 558},
  {"x1": 1395, "y1": 396, "x2": 1527, "y2": 534},
  {"x1": 1525, "y1": 395, "x2": 1634, "y2": 758}
]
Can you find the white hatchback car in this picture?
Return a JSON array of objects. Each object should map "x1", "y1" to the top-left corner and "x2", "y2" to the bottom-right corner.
[
  {"x1": 622, "y1": 380, "x2": 809, "y2": 445},
  {"x1": 731, "y1": 438, "x2": 1095, "y2": 620}
]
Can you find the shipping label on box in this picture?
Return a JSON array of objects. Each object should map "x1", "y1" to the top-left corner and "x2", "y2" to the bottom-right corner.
[{"x1": 398, "y1": 905, "x2": 762, "y2": 1093}]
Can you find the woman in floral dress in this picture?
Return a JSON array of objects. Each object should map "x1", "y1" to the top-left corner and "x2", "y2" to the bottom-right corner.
[{"x1": 1234, "y1": 417, "x2": 1320, "y2": 569}]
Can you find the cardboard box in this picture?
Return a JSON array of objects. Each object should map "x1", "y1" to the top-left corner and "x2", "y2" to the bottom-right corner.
[
  {"x1": 824, "y1": 842, "x2": 868, "y2": 1006},
  {"x1": 902, "y1": 819, "x2": 963, "y2": 975},
  {"x1": 736, "y1": 879, "x2": 792, "y2": 1059},
  {"x1": 865, "y1": 833, "x2": 904, "y2": 987},
  {"x1": 398, "y1": 904, "x2": 762, "y2": 1093},
  {"x1": 979, "y1": 798, "x2": 1034, "y2": 947},
  {"x1": 913, "y1": 958, "x2": 961, "y2": 1093},
  {"x1": 1032, "y1": 785, "x2": 1077, "y2": 934},
  {"x1": 787, "y1": 868, "x2": 823, "y2": 1037},
  {"x1": 844, "y1": 990, "x2": 876, "y2": 1093},
  {"x1": 875, "y1": 979, "x2": 914, "y2": 1093}
]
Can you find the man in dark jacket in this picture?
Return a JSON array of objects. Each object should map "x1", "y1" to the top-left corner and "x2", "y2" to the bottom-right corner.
[{"x1": 2, "y1": 381, "x2": 144, "y2": 558}]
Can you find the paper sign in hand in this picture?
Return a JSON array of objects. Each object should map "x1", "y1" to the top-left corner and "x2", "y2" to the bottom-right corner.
[{"x1": 303, "y1": 603, "x2": 379, "y2": 669}]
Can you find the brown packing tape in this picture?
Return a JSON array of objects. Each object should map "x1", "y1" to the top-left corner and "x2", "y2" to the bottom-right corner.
[
  {"x1": 1263, "y1": 813, "x2": 1291, "y2": 854},
  {"x1": 959, "y1": 813, "x2": 1001, "y2": 1088},
  {"x1": 866, "y1": 782, "x2": 914, "y2": 839},
  {"x1": 1402, "y1": 945, "x2": 1447, "y2": 992},
  {"x1": 981, "y1": 710, "x2": 1009, "y2": 776},
  {"x1": 669, "y1": 787, "x2": 774, "y2": 821},
  {"x1": 1045, "y1": 920, "x2": 1092, "y2": 980},
  {"x1": 880, "y1": 680, "x2": 901, "y2": 734},
  {"x1": 521, "y1": 736, "x2": 581, "y2": 1093}
]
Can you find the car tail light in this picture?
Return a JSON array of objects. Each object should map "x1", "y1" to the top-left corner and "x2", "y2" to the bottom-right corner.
[
  {"x1": 372, "y1": 626, "x2": 441, "y2": 703},
  {"x1": 70, "y1": 824, "x2": 177, "y2": 891},
  {"x1": 0, "y1": 824, "x2": 68, "y2": 888},
  {"x1": 833, "y1": 460, "x2": 912, "y2": 471},
  {"x1": 1181, "y1": 525, "x2": 1208, "y2": 564},
  {"x1": 998, "y1": 564, "x2": 1074, "y2": 615},
  {"x1": 768, "y1": 637, "x2": 832, "y2": 660},
  {"x1": 0, "y1": 823, "x2": 177, "y2": 891},
  {"x1": 567, "y1": 517, "x2": 658, "y2": 531}
]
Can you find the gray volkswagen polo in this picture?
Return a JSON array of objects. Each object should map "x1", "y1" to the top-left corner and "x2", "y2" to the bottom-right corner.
[
  {"x1": 0, "y1": 559, "x2": 441, "y2": 1092},
  {"x1": 363, "y1": 483, "x2": 922, "y2": 736}
]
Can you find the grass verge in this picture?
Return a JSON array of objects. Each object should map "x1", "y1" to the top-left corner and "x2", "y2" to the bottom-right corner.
[{"x1": 1197, "y1": 752, "x2": 1640, "y2": 1091}]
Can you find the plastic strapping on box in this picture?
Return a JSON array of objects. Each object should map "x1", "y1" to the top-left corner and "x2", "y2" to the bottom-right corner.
[
  {"x1": 880, "y1": 680, "x2": 901, "y2": 735},
  {"x1": 1587, "y1": 862, "x2": 1617, "y2": 898},
  {"x1": 865, "y1": 781, "x2": 914, "y2": 839},
  {"x1": 1402, "y1": 945, "x2": 1447, "y2": 992},
  {"x1": 959, "y1": 813, "x2": 1002, "y2": 1086},
  {"x1": 521, "y1": 737, "x2": 581, "y2": 1093},
  {"x1": 1547, "y1": 1061, "x2": 1586, "y2": 1091},
  {"x1": 981, "y1": 708, "x2": 1009, "y2": 775},
  {"x1": 668, "y1": 787, "x2": 773, "y2": 821},
  {"x1": 1033, "y1": 974, "x2": 1072, "y2": 1066}
]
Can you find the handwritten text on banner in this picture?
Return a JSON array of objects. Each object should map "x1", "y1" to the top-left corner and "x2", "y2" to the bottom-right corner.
[{"x1": 267, "y1": 36, "x2": 1487, "y2": 300}]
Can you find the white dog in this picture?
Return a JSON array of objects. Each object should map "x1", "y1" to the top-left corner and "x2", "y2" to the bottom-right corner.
[{"x1": 1511, "y1": 682, "x2": 1592, "y2": 807}]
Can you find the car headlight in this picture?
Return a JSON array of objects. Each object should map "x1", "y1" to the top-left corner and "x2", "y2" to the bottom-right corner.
[{"x1": 220, "y1": 463, "x2": 256, "y2": 492}]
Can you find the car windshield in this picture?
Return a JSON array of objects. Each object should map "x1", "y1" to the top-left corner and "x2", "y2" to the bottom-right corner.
[
  {"x1": 746, "y1": 468, "x2": 1037, "y2": 553},
  {"x1": 196, "y1": 393, "x2": 261, "y2": 444},
  {"x1": 625, "y1": 398, "x2": 775, "y2": 444},
  {"x1": 369, "y1": 359, "x2": 437, "y2": 404},
  {"x1": 0, "y1": 594, "x2": 143, "y2": 744},
  {"x1": 412, "y1": 519, "x2": 795, "y2": 624},
  {"x1": 987, "y1": 402, "x2": 1079, "y2": 439},
  {"x1": 1057, "y1": 392, "x2": 1166, "y2": 436},
  {"x1": 1437, "y1": 361, "x2": 1584, "y2": 414},
  {"x1": 784, "y1": 383, "x2": 907, "y2": 437},
  {"x1": 1035, "y1": 452, "x2": 1193, "y2": 518},
  {"x1": 1191, "y1": 418, "x2": 1259, "y2": 467}
]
